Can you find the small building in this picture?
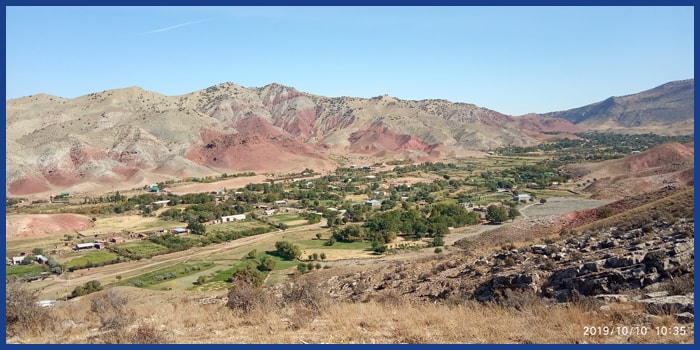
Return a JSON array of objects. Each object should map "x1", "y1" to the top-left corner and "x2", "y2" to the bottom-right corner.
[
  {"x1": 73, "y1": 243, "x2": 96, "y2": 251},
  {"x1": 221, "y1": 214, "x2": 246, "y2": 222},
  {"x1": 12, "y1": 256, "x2": 25, "y2": 265},
  {"x1": 173, "y1": 228, "x2": 189, "y2": 234},
  {"x1": 513, "y1": 193, "x2": 531, "y2": 201},
  {"x1": 152, "y1": 200, "x2": 170, "y2": 207},
  {"x1": 274, "y1": 200, "x2": 288, "y2": 206},
  {"x1": 264, "y1": 209, "x2": 276, "y2": 216},
  {"x1": 366, "y1": 175, "x2": 376, "y2": 179},
  {"x1": 149, "y1": 186, "x2": 160, "y2": 193},
  {"x1": 365, "y1": 199, "x2": 382, "y2": 207},
  {"x1": 108, "y1": 237, "x2": 125, "y2": 244},
  {"x1": 35, "y1": 255, "x2": 49, "y2": 264}
]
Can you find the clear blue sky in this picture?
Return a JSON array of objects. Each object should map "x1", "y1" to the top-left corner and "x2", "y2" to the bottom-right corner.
[{"x1": 5, "y1": 6, "x2": 694, "y2": 115}]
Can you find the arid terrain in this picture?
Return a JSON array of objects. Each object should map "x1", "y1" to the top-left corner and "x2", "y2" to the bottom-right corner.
[{"x1": 5, "y1": 79, "x2": 694, "y2": 344}]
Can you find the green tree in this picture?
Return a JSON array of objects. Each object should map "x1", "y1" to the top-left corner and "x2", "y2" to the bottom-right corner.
[
  {"x1": 540, "y1": 198, "x2": 547, "y2": 204},
  {"x1": 274, "y1": 241, "x2": 301, "y2": 260},
  {"x1": 320, "y1": 252, "x2": 327, "y2": 261},
  {"x1": 508, "y1": 207, "x2": 521, "y2": 221},
  {"x1": 486, "y1": 205, "x2": 508, "y2": 224},
  {"x1": 187, "y1": 220, "x2": 206, "y2": 235},
  {"x1": 258, "y1": 256, "x2": 276, "y2": 271},
  {"x1": 31, "y1": 248, "x2": 44, "y2": 256},
  {"x1": 247, "y1": 249, "x2": 258, "y2": 259},
  {"x1": 431, "y1": 236, "x2": 445, "y2": 247}
]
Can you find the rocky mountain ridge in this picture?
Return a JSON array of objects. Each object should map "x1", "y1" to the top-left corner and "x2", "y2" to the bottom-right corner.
[{"x1": 6, "y1": 79, "x2": 692, "y2": 196}]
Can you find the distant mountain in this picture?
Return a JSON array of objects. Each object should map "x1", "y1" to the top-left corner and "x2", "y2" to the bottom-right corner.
[
  {"x1": 540, "y1": 79, "x2": 694, "y2": 135},
  {"x1": 8, "y1": 79, "x2": 692, "y2": 197}
]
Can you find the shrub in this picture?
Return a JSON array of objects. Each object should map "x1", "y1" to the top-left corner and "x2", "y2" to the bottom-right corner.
[
  {"x1": 6, "y1": 281, "x2": 55, "y2": 337},
  {"x1": 91, "y1": 289, "x2": 134, "y2": 332},
  {"x1": 227, "y1": 276, "x2": 268, "y2": 315},
  {"x1": 434, "y1": 247, "x2": 443, "y2": 254}
]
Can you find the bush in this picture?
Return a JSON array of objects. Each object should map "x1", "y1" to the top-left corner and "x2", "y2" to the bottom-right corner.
[
  {"x1": 227, "y1": 275, "x2": 268, "y2": 315},
  {"x1": 230, "y1": 264, "x2": 265, "y2": 287},
  {"x1": 434, "y1": 247, "x2": 443, "y2": 254},
  {"x1": 91, "y1": 288, "x2": 134, "y2": 333},
  {"x1": 6, "y1": 281, "x2": 55, "y2": 337}
]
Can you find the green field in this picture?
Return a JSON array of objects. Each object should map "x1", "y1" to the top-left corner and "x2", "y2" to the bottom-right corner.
[
  {"x1": 114, "y1": 241, "x2": 169, "y2": 257},
  {"x1": 6, "y1": 264, "x2": 44, "y2": 277},
  {"x1": 64, "y1": 251, "x2": 119, "y2": 270},
  {"x1": 115, "y1": 262, "x2": 215, "y2": 289},
  {"x1": 266, "y1": 213, "x2": 309, "y2": 227},
  {"x1": 204, "y1": 220, "x2": 270, "y2": 234}
]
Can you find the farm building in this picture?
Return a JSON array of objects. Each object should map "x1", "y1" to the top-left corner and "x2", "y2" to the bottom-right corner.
[
  {"x1": 149, "y1": 186, "x2": 160, "y2": 193},
  {"x1": 513, "y1": 193, "x2": 531, "y2": 201},
  {"x1": 173, "y1": 228, "x2": 189, "y2": 234},
  {"x1": 152, "y1": 200, "x2": 170, "y2": 207},
  {"x1": 274, "y1": 200, "x2": 288, "y2": 205},
  {"x1": 35, "y1": 255, "x2": 49, "y2": 264},
  {"x1": 264, "y1": 209, "x2": 276, "y2": 216},
  {"x1": 11, "y1": 256, "x2": 25, "y2": 265},
  {"x1": 73, "y1": 243, "x2": 98, "y2": 251},
  {"x1": 221, "y1": 214, "x2": 246, "y2": 222},
  {"x1": 365, "y1": 199, "x2": 382, "y2": 207}
]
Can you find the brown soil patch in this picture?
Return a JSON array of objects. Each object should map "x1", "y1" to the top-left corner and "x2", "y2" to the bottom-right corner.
[{"x1": 6, "y1": 214, "x2": 95, "y2": 240}]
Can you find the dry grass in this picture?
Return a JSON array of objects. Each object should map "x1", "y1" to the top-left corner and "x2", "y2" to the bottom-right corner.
[{"x1": 11, "y1": 281, "x2": 694, "y2": 344}]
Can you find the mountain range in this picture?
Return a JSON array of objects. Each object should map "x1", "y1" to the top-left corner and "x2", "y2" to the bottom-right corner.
[{"x1": 5, "y1": 79, "x2": 693, "y2": 196}]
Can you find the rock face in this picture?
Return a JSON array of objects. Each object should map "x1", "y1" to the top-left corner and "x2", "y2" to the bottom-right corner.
[{"x1": 320, "y1": 187, "x2": 694, "y2": 319}]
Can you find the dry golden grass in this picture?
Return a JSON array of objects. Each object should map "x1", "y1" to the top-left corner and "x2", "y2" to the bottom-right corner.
[{"x1": 12, "y1": 283, "x2": 693, "y2": 344}]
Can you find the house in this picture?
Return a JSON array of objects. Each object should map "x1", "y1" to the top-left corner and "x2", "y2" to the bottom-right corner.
[
  {"x1": 74, "y1": 243, "x2": 96, "y2": 251},
  {"x1": 365, "y1": 199, "x2": 382, "y2": 207},
  {"x1": 221, "y1": 214, "x2": 246, "y2": 222},
  {"x1": 365, "y1": 175, "x2": 376, "y2": 179},
  {"x1": 173, "y1": 228, "x2": 189, "y2": 234},
  {"x1": 513, "y1": 193, "x2": 531, "y2": 201},
  {"x1": 264, "y1": 209, "x2": 276, "y2": 216},
  {"x1": 35, "y1": 255, "x2": 49, "y2": 264},
  {"x1": 12, "y1": 256, "x2": 25, "y2": 265},
  {"x1": 274, "y1": 200, "x2": 288, "y2": 206},
  {"x1": 152, "y1": 200, "x2": 170, "y2": 207},
  {"x1": 149, "y1": 186, "x2": 159, "y2": 193}
]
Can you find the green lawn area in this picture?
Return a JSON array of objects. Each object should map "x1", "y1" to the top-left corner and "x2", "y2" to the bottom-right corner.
[
  {"x1": 114, "y1": 241, "x2": 169, "y2": 256},
  {"x1": 295, "y1": 238, "x2": 371, "y2": 251},
  {"x1": 64, "y1": 251, "x2": 119, "y2": 270},
  {"x1": 6, "y1": 264, "x2": 44, "y2": 277},
  {"x1": 115, "y1": 262, "x2": 215, "y2": 289},
  {"x1": 205, "y1": 220, "x2": 270, "y2": 234}
]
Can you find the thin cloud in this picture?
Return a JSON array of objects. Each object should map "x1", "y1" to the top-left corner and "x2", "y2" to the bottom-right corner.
[{"x1": 144, "y1": 19, "x2": 210, "y2": 34}]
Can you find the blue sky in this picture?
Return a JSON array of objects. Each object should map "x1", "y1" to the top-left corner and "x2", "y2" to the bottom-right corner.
[{"x1": 5, "y1": 6, "x2": 694, "y2": 115}]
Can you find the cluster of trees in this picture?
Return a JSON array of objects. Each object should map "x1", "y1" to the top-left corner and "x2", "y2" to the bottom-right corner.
[
  {"x1": 497, "y1": 132, "x2": 693, "y2": 165},
  {"x1": 71, "y1": 280, "x2": 102, "y2": 298},
  {"x1": 274, "y1": 241, "x2": 301, "y2": 260},
  {"x1": 485, "y1": 204, "x2": 520, "y2": 224},
  {"x1": 332, "y1": 203, "x2": 480, "y2": 245}
]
